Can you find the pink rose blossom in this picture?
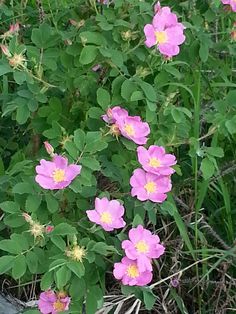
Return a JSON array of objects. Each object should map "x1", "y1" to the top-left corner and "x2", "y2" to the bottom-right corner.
[
  {"x1": 130, "y1": 168, "x2": 172, "y2": 203},
  {"x1": 102, "y1": 106, "x2": 128, "y2": 124},
  {"x1": 86, "y1": 197, "x2": 126, "y2": 231},
  {"x1": 113, "y1": 256, "x2": 153, "y2": 286},
  {"x1": 221, "y1": 0, "x2": 236, "y2": 11},
  {"x1": 35, "y1": 155, "x2": 82, "y2": 190},
  {"x1": 144, "y1": 4, "x2": 185, "y2": 57},
  {"x1": 122, "y1": 225, "x2": 165, "y2": 272},
  {"x1": 116, "y1": 116, "x2": 150, "y2": 145},
  {"x1": 137, "y1": 145, "x2": 176, "y2": 176},
  {"x1": 38, "y1": 290, "x2": 70, "y2": 314}
]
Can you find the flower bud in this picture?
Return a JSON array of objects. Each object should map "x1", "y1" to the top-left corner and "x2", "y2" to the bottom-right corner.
[
  {"x1": 9, "y1": 22, "x2": 20, "y2": 33},
  {"x1": 44, "y1": 141, "x2": 55, "y2": 157},
  {"x1": 22, "y1": 212, "x2": 33, "y2": 224},
  {"x1": 45, "y1": 225, "x2": 54, "y2": 233},
  {"x1": 1, "y1": 45, "x2": 11, "y2": 57}
]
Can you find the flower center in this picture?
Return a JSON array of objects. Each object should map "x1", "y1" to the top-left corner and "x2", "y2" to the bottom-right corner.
[
  {"x1": 53, "y1": 300, "x2": 65, "y2": 312},
  {"x1": 155, "y1": 31, "x2": 167, "y2": 44},
  {"x1": 124, "y1": 124, "x2": 135, "y2": 136},
  {"x1": 110, "y1": 124, "x2": 121, "y2": 136},
  {"x1": 144, "y1": 181, "x2": 156, "y2": 193},
  {"x1": 67, "y1": 245, "x2": 86, "y2": 262},
  {"x1": 135, "y1": 240, "x2": 149, "y2": 253},
  {"x1": 100, "y1": 212, "x2": 112, "y2": 224},
  {"x1": 127, "y1": 264, "x2": 139, "y2": 278},
  {"x1": 149, "y1": 157, "x2": 161, "y2": 168},
  {"x1": 52, "y1": 169, "x2": 66, "y2": 183}
]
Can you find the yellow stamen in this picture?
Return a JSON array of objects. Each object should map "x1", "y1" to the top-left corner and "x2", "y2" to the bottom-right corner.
[
  {"x1": 127, "y1": 264, "x2": 139, "y2": 278},
  {"x1": 53, "y1": 300, "x2": 65, "y2": 312},
  {"x1": 135, "y1": 240, "x2": 149, "y2": 253},
  {"x1": 124, "y1": 124, "x2": 135, "y2": 136},
  {"x1": 155, "y1": 31, "x2": 168, "y2": 44},
  {"x1": 52, "y1": 169, "x2": 65, "y2": 183},
  {"x1": 149, "y1": 157, "x2": 161, "y2": 168},
  {"x1": 100, "y1": 212, "x2": 112, "y2": 224},
  {"x1": 66, "y1": 245, "x2": 86, "y2": 262},
  {"x1": 144, "y1": 181, "x2": 156, "y2": 193}
]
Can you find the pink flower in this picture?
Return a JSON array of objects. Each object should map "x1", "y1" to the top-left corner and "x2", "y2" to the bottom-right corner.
[
  {"x1": 102, "y1": 106, "x2": 128, "y2": 124},
  {"x1": 137, "y1": 145, "x2": 176, "y2": 176},
  {"x1": 0, "y1": 45, "x2": 11, "y2": 57},
  {"x1": 144, "y1": 4, "x2": 185, "y2": 57},
  {"x1": 92, "y1": 64, "x2": 102, "y2": 72},
  {"x1": 38, "y1": 290, "x2": 70, "y2": 314},
  {"x1": 121, "y1": 225, "x2": 165, "y2": 272},
  {"x1": 154, "y1": 1, "x2": 161, "y2": 13},
  {"x1": 116, "y1": 116, "x2": 150, "y2": 145},
  {"x1": 44, "y1": 141, "x2": 55, "y2": 157},
  {"x1": 113, "y1": 257, "x2": 153, "y2": 286},
  {"x1": 98, "y1": 0, "x2": 109, "y2": 4},
  {"x1": 130, "y1": 168, "x2": 172, "y2": 203},
  {"x1": 221, "y1": 0, "x2": 236, "y2": 11},
  {"x1": 35, "y1": 155, "x2": 82, "y2": 190},
  {"x1": 86, "y1": 197, "x2": 126, "y2": 231},
  {"x1": 9, "y1": 23, "x2": 20, "y2": 33},
  {"x1": 45, "y1": 225, "x2": 54, "y2": 233}
]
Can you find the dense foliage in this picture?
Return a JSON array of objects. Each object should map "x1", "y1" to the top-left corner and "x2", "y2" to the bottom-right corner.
[{"x1": 0, "y1": 0, "x2": 236, "y2": 313}]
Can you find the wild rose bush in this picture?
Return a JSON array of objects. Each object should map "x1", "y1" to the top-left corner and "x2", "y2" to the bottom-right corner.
[{"x1": 0, "y1": 0, "x2": 236, "y2": 313}]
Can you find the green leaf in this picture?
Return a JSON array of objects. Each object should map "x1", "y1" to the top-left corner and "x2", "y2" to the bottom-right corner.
[
  {"x1": 86, "y1": 289, "x2": 98, "y2": 314},
  {"x1": 74, "y1": 129, "x2": 85, "y2": 151},
  {"x1": 51, "y1": 223, "x2": 77, "y2": 236},
  {"x1": 200, "y1": 158, "x2": 215, "y2": 180},
  {"x1": 26, "y1": 251, "x2": 38, "y2": 274},
  {"x1": 50, "y1": 236, "x2": 66, "y2": 251},
  {"x1": 64, "y1": 141, "x2": 78, "y2": 159},
  {"x1": 69, "y1": 277, "x2": 86, "y2": 299},
  {"x1": 143, "y1": 289, "x2": 156, "y2": 310},
  {"x1": 31, "y1": 24, "x2": 60, "y2": 49},
  {"x1": 171, "y1": 108, "x2": 185, "y2": 123},
  {"x1": 16, "y1": 104, "x2": 30, "y2": 124},
  {"x1": 225, "y1": 116, "x2": 236, "y2": 134},
  {"x1": 45, "y1": 194, "x2": 59, "y2": 213},
  {"x1": 205, "y1": 147, "x2": 224, "y2": 158},
  {"x1": 97, "y1": 87, "x2": 111, "y2": 109},
  {"x1": 121, "y1": 80, "x2": 137, "y2": 101},
  {"x1": 85, "y1": 132, "x2": 108, "y2": 153},
  {"x1": 79, "y1": 46, "x2": 98, "y2": 65},
  {"x1": 12, "y1": 255, "x2": 26, "y2": 279},
  {"x1": 26, "y1": 194, "x2": 42, "y2": 212},
  {"x1": 0, "y1": 256, "x2": 15, "y2": 274},
  {"x1": 79, "y1": 31, "x2": 106, "y2": 46},
  {"x1": 55, "y1": 265, "x2": 71, "y2": 289},
  {"x1": 0, "y1": 239, "x2": 22, "y2": 254},
  {"x1": 0, "y1": 201, "x2": 20, "y2": 213},
  {"x1": 67, "y1": 261, "x2": 85, "y2": 278},
  {"x1": 139, "y1": 81, "x2": 157, "y2": 102},
  {"x1": 4, "y1": 214, "x2": 25, "y2": 228},
  {"x1": 12, "y1": 182, "x2": 33, "y2": 194},
  {"x1": 199, "y1": 42, "x2": 209, "y2": 62},
  {"x1": 0, "y1": 63, "x2": 12, "y2": 76},
  {"x1": 80, "y1": 157, "x2": 101, "y2": 171},
  {"x1": 40, "y1": 271, "x2": 54, "y2": 290},
  {"x1": 130, "y1": 91, "x2": 145, "y2": 101}
]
